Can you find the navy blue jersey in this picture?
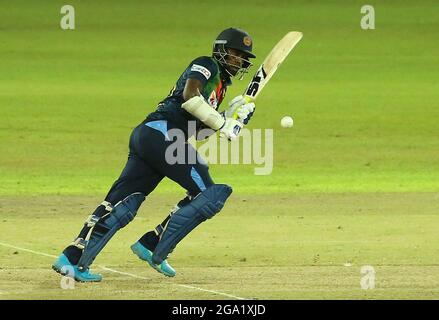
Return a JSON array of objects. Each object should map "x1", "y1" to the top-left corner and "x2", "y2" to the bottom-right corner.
[{"x1": 146, "y1": 56, "x2": 231, "y2": 138}]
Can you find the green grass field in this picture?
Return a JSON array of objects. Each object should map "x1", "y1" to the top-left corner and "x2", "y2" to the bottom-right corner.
[{"x1": 1, "y1": 0, "x2": 439, "y2": 299}]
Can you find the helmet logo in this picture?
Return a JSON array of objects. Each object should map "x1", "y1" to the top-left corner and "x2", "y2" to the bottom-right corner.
[{"x1": 243, "y1": 36, "x2": 252, "y2": 47}]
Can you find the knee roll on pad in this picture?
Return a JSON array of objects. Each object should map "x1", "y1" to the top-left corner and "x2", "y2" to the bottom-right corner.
[
  {"x1": 77, "y1": 192, "x2": 145, "y2": 270},
  {"x1": 152, "y1": 184, "x2": 232, "y2": 264}
]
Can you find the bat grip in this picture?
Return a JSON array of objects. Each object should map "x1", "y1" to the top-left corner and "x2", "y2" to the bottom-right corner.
[{"x1": 244, "y1": 95, "x2": 254, "y2": 103}]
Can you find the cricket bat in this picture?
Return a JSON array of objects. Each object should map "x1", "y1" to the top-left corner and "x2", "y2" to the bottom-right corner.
[{"x1": 242, "y1": 31, "x2": 303, "y2": 104}]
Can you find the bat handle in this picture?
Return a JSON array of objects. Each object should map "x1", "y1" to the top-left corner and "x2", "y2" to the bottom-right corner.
[{"x1": 244, "y1": 95, "x2": 254, "y2": 103}]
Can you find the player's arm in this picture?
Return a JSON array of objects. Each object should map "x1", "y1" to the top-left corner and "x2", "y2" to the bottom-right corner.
[
  {"x1": 182, "y1": 78, "x2": 216, "y2": 141},
  {"x1": 181, "y1": 95, "x2": 225, "y2": 130},
  {"x1": 182, "y1": 77, "x2": 225, "y2": 130},
  {"x1": 183, "y1": 78, "x2": 203, "y2": 101},
  {"x1": 181, "y1": 58, "x2": 243, "y2": 140},
  {"x1": 182, "y1": 94, "x2": 243, "y2": 140},
  {"x1": 181, "y1": 83, "x2": 242, "y2": 140}
]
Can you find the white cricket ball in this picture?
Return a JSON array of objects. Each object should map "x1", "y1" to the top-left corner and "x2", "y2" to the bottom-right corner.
[{"x1": 281, "y1": 116, "x2": 294, "y2": 128}]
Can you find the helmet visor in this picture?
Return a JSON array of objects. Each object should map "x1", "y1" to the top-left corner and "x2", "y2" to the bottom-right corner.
[{"x1": 213, "y1": 44, "x2": 254, "y2": 80}]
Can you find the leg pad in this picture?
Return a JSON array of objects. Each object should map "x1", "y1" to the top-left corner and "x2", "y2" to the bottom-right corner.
[
  {"x1": 152, "y1": 184, "x2": 232, "y2": 264},
  {"x1": 77, "y1": 192, "x2": 145, "y2": 270}
]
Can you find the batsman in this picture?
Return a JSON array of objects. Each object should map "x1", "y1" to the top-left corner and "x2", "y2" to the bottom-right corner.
[{"x1": 52, "y1": 27, "x2": 257, "y2": 281}]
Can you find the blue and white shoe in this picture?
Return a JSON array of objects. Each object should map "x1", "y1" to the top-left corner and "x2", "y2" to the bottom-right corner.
[
  {"x1": 52, "y1": 254, "x2": 102, "y2": 282},
  {"x1": 130, "y1": 241, "x2": 176, "y2": 277}
]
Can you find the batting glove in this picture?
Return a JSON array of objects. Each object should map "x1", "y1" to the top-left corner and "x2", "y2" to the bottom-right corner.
[
  {"x1": 225, "y1": 95, "x2": 256, "y2": 125},
  {"x1": 220, "y1": 116, "x2": 244, "y2": 141}
]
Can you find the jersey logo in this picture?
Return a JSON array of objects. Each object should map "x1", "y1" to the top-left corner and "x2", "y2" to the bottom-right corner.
[
  {"x1": 208, "y1": 81, "x2": 225, "y2": 109},
  {"x1": 191, "y1": 64, "x2": 211, "y2": 80},
  {"x1": 215, "y1": 80, "x2": 225, "y2": 106},
  {"x1": 208, "y1": 90, "x2": 217, "y2": 108}
]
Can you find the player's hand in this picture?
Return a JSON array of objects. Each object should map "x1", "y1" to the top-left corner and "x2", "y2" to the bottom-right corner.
[
  {"x1": 236, "y1": 102, "x2": 255, "y2": 125},
  {"x1": 226, "y1": 95, "x2": 246, "y2": 116},
  {"x1": 220, "y1": 117, "x2": 244, "y2": 141},
  {"x1": 225, "y1": 95, "x2": 256, "y2": 125}
]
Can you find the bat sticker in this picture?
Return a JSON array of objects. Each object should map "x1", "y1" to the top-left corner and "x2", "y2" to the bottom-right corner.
[{"x1": 245, "y1": 66, "x2": 267, "y2": 97}]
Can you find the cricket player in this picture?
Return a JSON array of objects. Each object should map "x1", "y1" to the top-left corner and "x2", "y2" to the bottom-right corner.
[{"x1": 52, "y1": 27, "x2": 256, "y2": 281}]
